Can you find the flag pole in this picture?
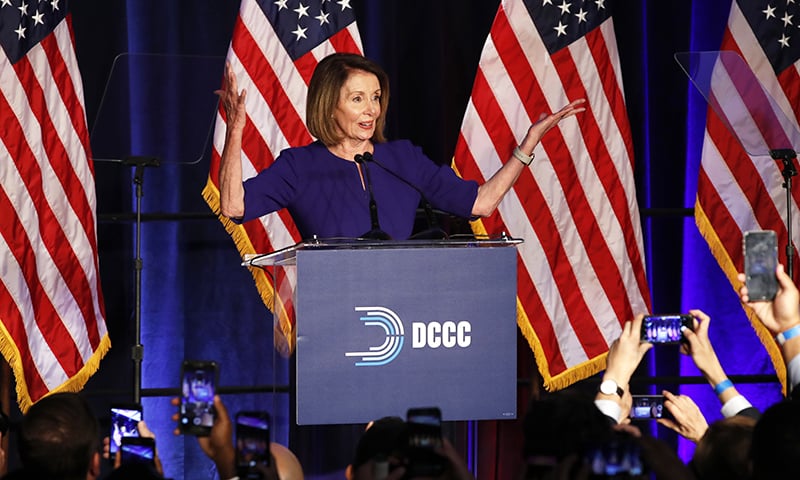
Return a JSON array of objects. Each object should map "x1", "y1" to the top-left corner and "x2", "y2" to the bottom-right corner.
[{"x1": 770, "y1": 149, "x2": 797, "y2": 281}]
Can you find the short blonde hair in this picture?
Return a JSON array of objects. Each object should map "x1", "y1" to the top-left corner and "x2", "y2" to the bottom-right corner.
[{"x1": 306, "y1": 53, "x2": 389, "y2": 146}]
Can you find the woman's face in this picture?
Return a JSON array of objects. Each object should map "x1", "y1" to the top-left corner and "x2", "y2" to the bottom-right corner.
[{"x1": 333, "y1": 69, "x2": 381, "y2": 144}]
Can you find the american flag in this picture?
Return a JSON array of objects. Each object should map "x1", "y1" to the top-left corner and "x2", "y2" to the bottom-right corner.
[
  {"x1": 0, "y1": 0, "x2": 109, "y2": 411},
  {"x1": 695, "y1": 0, "x2": 800, "y2": 381},
  {"x1": 453, "y1": 0, "x2": 651, "y2": 390},
  {"x1": 202, "y1": 0, "x2": 363, "y2": 355}
]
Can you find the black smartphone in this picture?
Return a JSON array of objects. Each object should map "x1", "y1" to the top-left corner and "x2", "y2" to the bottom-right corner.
[
  {"x1": 120, "y1": 436, "x2": 156, "y2": 467},
  {"x1": 630, "y1": 395, "x2": 665, "y2": 419},
  {"x1": 179, "y1": 360, "x2": 218, "y2": 436},
  {"x1": 236, "y1": 410, "x2": 271, "y2": 478},
  {"x1": 641, "y1": 314, "x2": 694, "y2": 344},
  {"x1": 584, "y1": 431, "x2": 645, "y2": 477},
  {"x1": 109, "y1": 403, "x2": 143, "y2": 458},
  {"x1": 744, "y1": 230, "x2": 779, "y2": 301},
  {"x1": 406, "y1": 407, "x2": 445, "y2": 478}
]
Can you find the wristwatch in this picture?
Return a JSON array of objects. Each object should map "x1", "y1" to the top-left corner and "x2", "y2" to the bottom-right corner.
[{"x1": 599, "y1": 379, "x2": 624, "y2": 398}]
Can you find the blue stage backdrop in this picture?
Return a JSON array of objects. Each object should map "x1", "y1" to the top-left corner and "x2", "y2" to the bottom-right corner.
[{"x1": 44, "y1": 0, "x2": 787, "y2": 477}]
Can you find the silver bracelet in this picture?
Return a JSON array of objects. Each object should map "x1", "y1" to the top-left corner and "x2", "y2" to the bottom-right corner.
[{"x1": 512, "y1": 146, "x2": 535, "y2": 166}]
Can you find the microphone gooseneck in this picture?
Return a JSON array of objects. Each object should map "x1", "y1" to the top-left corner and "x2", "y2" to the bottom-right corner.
[
  {"x1": 362, "y1": 152, "x2": 448, "y2": 240},
  {"x1": 355, "y1": 153, "x2": 391, "y2": 240}
]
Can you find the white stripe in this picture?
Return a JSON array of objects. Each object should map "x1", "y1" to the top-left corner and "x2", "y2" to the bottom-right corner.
[
  {"x1": 460, "y1": 98, "x2": 590, "y2": 363},
  {"x1": 0, "y1": 192, "x2": 69, "y2": 390},
  {"x1": 241, "y1": 0, "x2": 309, "y2": 136}
]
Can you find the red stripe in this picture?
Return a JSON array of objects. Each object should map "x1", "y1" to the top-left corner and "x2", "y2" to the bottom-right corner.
[
  {"x1": 47, "y1": 21, "x2": 106, "y2": 319},
  {"x1": 778, "y1": 60, "x2": 800, "y2": 124},
  {"x1": 234, "y1": 23, "x2": 313, "y2": 153},
  {"x1": 470, "y1": 67, "x2": 609, "y2": 357},
  {"x1": 0, "y1": 180, "x2": 82, "y2": 377},
  {"x1": 706, "y1": 104, "x2": 787, "y2": 241},
  {"x1": 293, "y1": 52, "x2": 318, "y2": 85},
  {"x1": 10, "y1": 56, "x2": 101, "y2": 348},
  {"x1": 0, "y1": 280, "x2": 49, "y2": 401},
  {"x1": 456, "y1": 135, "x2": 569, "y2": 372},
  {"x1": 328, "y1": 27, "x2": 360, "y2": 55},
  {"x1": 697, "y1": 167, "x2": 744, "y2": 268},
  {"x1": 549, "y1": 46, "x2": 640, "y2": 326}
]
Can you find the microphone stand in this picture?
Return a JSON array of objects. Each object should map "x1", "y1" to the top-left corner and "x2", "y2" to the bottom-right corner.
[
  {"x1": 122, "y1": 155, "x2": 160, "y2": 404},
  {"x1": 770, "y1": 148, "x2": 797, "y2": 281},
  {"x1": 355, "y1": 153, "x2": 391, "y2": 240},
  {"x1": 364, "y1": 152, "x2": 448, "y2": 240}
]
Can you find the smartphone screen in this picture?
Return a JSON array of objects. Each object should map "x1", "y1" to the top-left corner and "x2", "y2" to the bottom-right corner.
[
  {"x1": 630, "y1": 395, "x2": 665, "y2": 419},
  {"x1": 406, "y1": 407, "x2": 444, "y2": 477},
  {"x1": 236, "y1": 411, "x2": 271, "y2": 476},
  {"x1": 180, "y1": 360, "x2": 218, "y2": 436},
  {"x1": 584, "y1": 431, "x2": 645, "y2": 476},
  {"x1": 120, "y1": 436, "x2": 155, "y2": 467},
  {"x1": 744, "y1": 230, "x2": 778, "y2": 301},
  {"x1": 110, "y1": 403, "x2": 142, "y2": 456},
  {"x1": 641, "y1": 315, "x2": 694, "y2": 344}
]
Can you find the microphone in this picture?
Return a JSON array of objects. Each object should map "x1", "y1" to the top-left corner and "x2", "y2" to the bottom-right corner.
[
  {"x1": 361, "y1": 152, "x2": 449, "y2": 240},
  {"x1": 354, "y1": 153, "x2": 392, "y2": 240}
]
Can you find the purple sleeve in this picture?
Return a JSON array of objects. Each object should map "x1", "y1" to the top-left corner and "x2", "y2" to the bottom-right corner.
[
  {"x1": 377, "y1": 141, "x2": 478, "y2": 218},
  {"x1": 239, "y1": 150, "x2": 300, "y2": 223}
]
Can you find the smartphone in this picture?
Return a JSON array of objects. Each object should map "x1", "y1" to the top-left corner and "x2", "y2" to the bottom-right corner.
[
  {"x1": 630, "y1": 395, "x2": 665, "y2": 419},
  {"x1": 744, "y1": 230, "x2": 779, "y2": 301},
  {"x1": 109, "y1": 403, "x2": 142, "y2": 458},
  {"x1": 641, "y1": 314, "x2": 694, "y2": 344},
  {"x1": 179, "y1": 360, "x2": 218, "y2": 436},
  {"x1": 406, "y1": 407, "x2": 445, "y2": 478},
  {"x1": 584, "y1": 431, "x2": 645, "y2": 477},
  {"x1": 120, "y1": 436, "x2": 156, "y2": 467},
  {"x1": 236, "y1": 410, "x2": 271, "y2": 478}
]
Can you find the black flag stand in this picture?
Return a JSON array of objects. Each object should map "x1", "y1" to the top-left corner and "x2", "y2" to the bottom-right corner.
[
  {"x1": 770, "y1": 149, "x2": 798, "y2": 281},
  {"x1": 122, "y1": 156, "x2": 160, "y2": 404}
]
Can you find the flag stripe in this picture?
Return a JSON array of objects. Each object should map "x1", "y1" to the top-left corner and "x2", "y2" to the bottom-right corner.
[{"x1": 9, "y1": 55, "x2": 102, "y2": 350}]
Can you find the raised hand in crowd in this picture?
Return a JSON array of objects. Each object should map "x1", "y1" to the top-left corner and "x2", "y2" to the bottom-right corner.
[
  {"x1": 738, "y1": 263, "x2": 800, "y2": 334},
  {"x1": 595, "y1": 314, "x2": 653, "y2": 424},
  {"x1": 738, "y1": 263, "x2": 800, "y2": 397},
  {"x1": 657, "y1": 390, "x2": 709, "y2": 443}
]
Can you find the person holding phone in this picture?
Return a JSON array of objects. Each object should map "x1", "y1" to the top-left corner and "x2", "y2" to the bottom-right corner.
[
  {"x1": 656, "y1": 309, "x2": 759, "y2": 444},
  {"x1": 594, "y1": 314, "x2": 653, "y2": 424},
  {"x1": 738, "y1": 263, "x2": 800, "y2": 398},
  {"x1": 170, "y1": 395, "x2": 303, "y2": 480}
]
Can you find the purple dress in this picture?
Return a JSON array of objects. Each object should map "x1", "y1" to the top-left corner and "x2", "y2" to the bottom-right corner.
[{"x1": 240, "y1": 140, "x2": 478, "y2": 240}]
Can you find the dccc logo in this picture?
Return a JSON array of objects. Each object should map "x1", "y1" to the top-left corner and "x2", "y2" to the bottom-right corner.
[{"x1": 345, "y1": 306, "x2": 473, "y2": 366}]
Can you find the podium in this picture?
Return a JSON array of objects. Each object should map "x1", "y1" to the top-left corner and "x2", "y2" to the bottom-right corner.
[{"x1": 246, "y1": 237, "x2": 521, "y2": 425}]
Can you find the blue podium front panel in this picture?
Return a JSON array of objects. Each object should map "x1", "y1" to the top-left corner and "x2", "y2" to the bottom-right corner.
[{"x1": 294, "y1": 246, "x2": 517, "y2": 425}]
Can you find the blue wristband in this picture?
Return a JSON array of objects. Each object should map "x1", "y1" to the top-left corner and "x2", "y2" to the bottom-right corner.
[
  {"x1": 714, "y1": 379, "x2": 734, "y2": 396},
  {"x1": 776, "y1": 325, "x2": 800, "y2": 345}
]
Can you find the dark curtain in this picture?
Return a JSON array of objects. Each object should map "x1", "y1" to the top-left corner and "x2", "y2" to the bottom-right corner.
[{"x1": 2, "y1": 0, "x2": 779, "y2": 478}]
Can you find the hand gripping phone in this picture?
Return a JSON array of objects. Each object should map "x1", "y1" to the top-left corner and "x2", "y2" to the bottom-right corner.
[
  {"x1": 744, "y1": 230, "x2": 779, "y2": 301},
  {"x1": 109, "y1": 403, "x2": 142, "y2": 458},
  {"x1": 179, "y1": 360, "x2": 218, "y2": 436}
]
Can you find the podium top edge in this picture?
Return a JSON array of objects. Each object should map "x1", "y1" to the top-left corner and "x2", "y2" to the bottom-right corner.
[{"x1": 241, "y1": 236, "x2": 523, "y2": 267}]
